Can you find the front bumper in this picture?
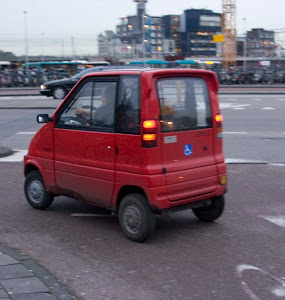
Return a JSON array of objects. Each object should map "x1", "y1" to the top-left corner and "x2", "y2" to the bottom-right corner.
[{"x1": 39, "y1": 89, "x2": 51, "y2": 97}]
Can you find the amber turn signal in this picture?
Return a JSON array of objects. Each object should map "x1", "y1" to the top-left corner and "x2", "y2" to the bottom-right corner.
[{"x1": 143, "y1": 134, "x2": 156, "y2": 141}]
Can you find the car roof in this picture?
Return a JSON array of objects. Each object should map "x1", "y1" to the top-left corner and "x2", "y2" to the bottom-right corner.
[
  {"x1": 82, "y1": 68, "x2": 219, "y2": 92},
  {"x1": 83, "y1": 68, "x2": 217, "y2": 77}
]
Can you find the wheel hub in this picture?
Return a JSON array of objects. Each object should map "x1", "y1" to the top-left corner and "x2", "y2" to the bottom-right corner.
[
  {"x1": 123, "y1": 205, "x2": 142, "y2": 234},
  {"x1": 28, "y1": 180, "x2": 44, "y2": 203},
  {"x1": 54, "y1": 88, "x2": 65, "y2": 99}
]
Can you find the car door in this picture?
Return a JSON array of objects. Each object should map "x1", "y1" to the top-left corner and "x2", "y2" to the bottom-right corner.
[
  {"x1": 54, "y1": 77, "x2": 118, "y2": 208},
  {"x1": 157, "y1": 76, "x2": 217, "y2": 202}
]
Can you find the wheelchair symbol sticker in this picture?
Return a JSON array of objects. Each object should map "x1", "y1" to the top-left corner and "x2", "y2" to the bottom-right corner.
[{"x1": 184, "y1": 144, "x2": 192, "y2": 156}]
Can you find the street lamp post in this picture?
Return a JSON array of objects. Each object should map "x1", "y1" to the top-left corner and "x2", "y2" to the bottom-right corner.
[
  {"x1": 24, "y1": 11, "x2": 29, "y2": 71},
  {"x1": 243, "y1": 18, "x2": 247, "y2": 70},
  {"x1": 40, "y1": 33, "x2": 45, "y2": 62},
  {"x1": 141, "y1": 14, "x2": 146, "y2": 65}
]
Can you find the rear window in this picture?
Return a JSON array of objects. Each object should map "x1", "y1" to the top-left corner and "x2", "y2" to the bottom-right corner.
[{"x1": 157, "y1": 77, "x2": 212, "y2": 132}]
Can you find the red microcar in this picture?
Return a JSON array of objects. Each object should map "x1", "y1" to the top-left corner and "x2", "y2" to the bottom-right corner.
[{"x1": 24, "y1": 69, "x2": 227, "y2": 242}]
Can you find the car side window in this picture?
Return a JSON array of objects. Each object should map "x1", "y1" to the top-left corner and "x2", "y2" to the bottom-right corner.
[
  {"x1": 57, "y1": 81, "x2": 93, "y2": 127},
  {"x1": 116, "y1": 76, "x2": 140, "y2": 134},
  {"x1": 90, "y1": 82, "x2": 116, "y2": 128},
  {"x1": 57, "y1": 80, "x2": 117, "y2": 130}
]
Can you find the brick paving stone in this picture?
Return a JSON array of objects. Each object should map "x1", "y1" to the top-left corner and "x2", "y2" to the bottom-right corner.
[
  {"x1": 0, "y1": 264, "x2": 33, "y2": 280},
  {"x1": 11, "y1": 293, "x2": 57, "y2": 300},
  {"x1": 0, "y1": 255, "x2": 18, "y2": 267},
  {"x1": 1, "y1": 277, "x2": 50, "y2": 295}
]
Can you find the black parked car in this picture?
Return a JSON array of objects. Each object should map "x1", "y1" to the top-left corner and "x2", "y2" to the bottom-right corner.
[{"x1": 40, "y1": 66, "x2": 147, "y2": 99}]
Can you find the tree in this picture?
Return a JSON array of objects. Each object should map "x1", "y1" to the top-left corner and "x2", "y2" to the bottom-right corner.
[{"x1": 0, "y1": 50, "x2": 17, "y2": 61}]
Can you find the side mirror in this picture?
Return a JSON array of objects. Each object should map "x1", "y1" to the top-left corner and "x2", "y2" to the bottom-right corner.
[{"x1": 37, "y1": 114, "x2": 53, "y2": 123}]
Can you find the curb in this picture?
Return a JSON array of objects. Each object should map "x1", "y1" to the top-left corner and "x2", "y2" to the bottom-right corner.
[
  {"x1": 0, "y1": 107, "x2": 57, "y2": 110},
  {"x1": 0, "y1": 147, "x2": 13, "y2": 158},
  {"x1": 0, "y1": 244, "x2": 76, "y2": 300},
  {"x1": 0, "y1": 94, "x2": 40, "y2": 97}
]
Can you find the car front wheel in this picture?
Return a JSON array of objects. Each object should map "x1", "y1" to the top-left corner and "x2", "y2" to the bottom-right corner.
[
  {"x1": 119, "y1": 193, "x2": 156, "y2": 242},
  {"x1": 24, "y1": 171, "x2": 54, "y2": 210},
  {"x1": 52, "y1": 86, "x2": 67, "y2": 99},
  {"x1": 192, "y1": 195, "x2": 225, "y2": 222}
]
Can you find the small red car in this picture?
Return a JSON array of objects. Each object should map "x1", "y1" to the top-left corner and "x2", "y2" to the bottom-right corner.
[{"x1": 24, "y1": 69, "x2": 227, "y2": 242}]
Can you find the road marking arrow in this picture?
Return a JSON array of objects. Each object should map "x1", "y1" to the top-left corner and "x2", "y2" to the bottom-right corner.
[{"x1": 259, "y1": 216, "x2": 285, "y2": 227}]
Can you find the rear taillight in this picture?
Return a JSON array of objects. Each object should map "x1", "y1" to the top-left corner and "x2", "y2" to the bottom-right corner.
[
  {"x1": 216, "y1": 114, "x2": 223, "y2": 139},
  {"x1": 142, "y1": 120, "x2": 157, "y2": 148}
]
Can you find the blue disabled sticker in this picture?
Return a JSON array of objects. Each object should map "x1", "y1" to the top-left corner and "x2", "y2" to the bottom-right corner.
[{"x1": 184, "y1": 144, "x2": 193, "y2": 156}]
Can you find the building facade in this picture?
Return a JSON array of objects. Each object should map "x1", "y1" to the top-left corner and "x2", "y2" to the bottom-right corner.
[
  {"x1": 246, "y1": 28, "x2": 275, "y2": 57},
  {"x1": 143, "y1": 16, "x2": 163, "y2": 55},
  {"x1": 162, "y1": 15, "x2": 181, "y2": 53},
  {"x1": 180, "y1": 9, "x2": 222, "y2": 57}
]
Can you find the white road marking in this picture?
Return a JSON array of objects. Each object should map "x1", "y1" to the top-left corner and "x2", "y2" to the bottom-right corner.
[
  {"x1": 0, "y1": 150, "x2": 27, "y2": 162},
  {"x1": 71, "y1": 213, "x2": 114, "y2": 217},
  {"x1": 269, "y1": 163, "x2": 285, "y2": 167},
  {"x1": 220, "y1": 103, "x2": 251, "y2": 109},
  {"x1": 259, "y1": 216, "x2": 285, "y2": 228},
  {"x1": 236, "y1": 264, "x2": 285, "y2": 300},
  {"x1": 272, "y1": 287, "x2": 285, "y2": 297},
  {"x1": 233, "y1": 107, "x2": 246, "y2": 110},
  {"x1": 262, "y1": 107, "x2": 276, "y2": 110},
  {"x1": 223, "y1": 132, "x2": 248, "y2": 135},
  {"x1": 226, "y1": 158, "x2": 265, "y2": 164},
  {"x1": 16, "y1": 132, "x2": 37, "y2": 135},
  {"x1": 252, "y1": 99, "x2": 261, "y2": 101}
]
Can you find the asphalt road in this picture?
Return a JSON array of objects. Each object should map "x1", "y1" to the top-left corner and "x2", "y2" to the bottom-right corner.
[
  {"x1": 0, "y1": 93, "x2": 284, "y2": 300},
  {"x1": 0, "y1": 163, "x2": 284, "y2": 300}
]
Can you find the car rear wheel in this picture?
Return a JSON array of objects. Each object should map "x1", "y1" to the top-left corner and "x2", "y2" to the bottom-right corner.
[
  {"x1": 192, "y1": 195, "x2": 225, "y2": 222},
  {"x1": 24, "y1": 171, "x2": 54, "y2": 210},
  {"x1": 52, "y1": 86, "x2": 67, "y2": 99},
  {"x1": 118, "y1": 193, "x2": 156, "y2": 242}
]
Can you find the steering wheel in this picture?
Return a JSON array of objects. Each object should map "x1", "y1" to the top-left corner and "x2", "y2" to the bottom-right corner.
[
  {"x1": 73, "y1": 105, "x2": 96, "y2": 126},
  {"x1": 72, "y1": 115, "x2": 89, "y2": 126}
]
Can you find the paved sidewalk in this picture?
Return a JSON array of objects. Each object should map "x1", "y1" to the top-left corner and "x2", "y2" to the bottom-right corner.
[{"x1": 0, "y1": 244, "x2": 76, "y2": 300}]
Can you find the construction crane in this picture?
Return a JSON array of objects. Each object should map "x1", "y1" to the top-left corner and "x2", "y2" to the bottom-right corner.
[{"x1": 222, "y1": 0, "x2": 237, "y2": 68}]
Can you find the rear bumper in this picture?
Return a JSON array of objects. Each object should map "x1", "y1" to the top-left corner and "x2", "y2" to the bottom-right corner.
[{"x1": 147, "y1": 183, "x2": 226, "y2": 212}]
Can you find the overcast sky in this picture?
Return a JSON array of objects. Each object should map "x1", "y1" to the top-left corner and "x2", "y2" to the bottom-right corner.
[{"x1": 0, "y1": 0, "x2": 284, "y2": 56}]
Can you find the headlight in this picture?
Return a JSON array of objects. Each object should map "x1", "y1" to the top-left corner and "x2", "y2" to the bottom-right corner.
[{"x1": 40, "y1": 85, "x2": 47, "y2": 90}]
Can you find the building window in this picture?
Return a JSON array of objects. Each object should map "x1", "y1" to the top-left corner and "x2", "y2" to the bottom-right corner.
[{"x1": 200, "y1": 15, "x2": 221, "y2": 27}]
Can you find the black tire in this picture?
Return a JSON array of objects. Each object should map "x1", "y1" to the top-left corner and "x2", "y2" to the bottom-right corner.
[
  {"x1": 52, "y1": 86, "x2": 67, "y2": 99},
  {"x1": 24, "y1": 171, "x2": 54, "y2": 210},
  {"x1": 118, "y1": 193, "x2": 156, "y2": 242},
  {"x1": 192, "y1": 195, "x2": 225, "y2": 222}
]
